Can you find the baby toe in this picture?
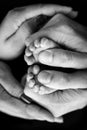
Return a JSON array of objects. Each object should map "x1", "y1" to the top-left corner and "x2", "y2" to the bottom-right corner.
[
  {"x1": 37, "y1": 71, "x2": 52, "y2": 84},
  {"x1": 33, "y1": 65, "x2": 40, "y2": 75},
  {"x1": 27, "y1": 66, "x2": 33, "y2": 73},
  {"x1": 39, "y1": 86, "x2": 45, "y2": 95},
  {"x1": 34, "y1": 39, "x2": 40, "y2": 48},
  {"x1": 26, "y1": 73, "x2": 33, "y2": 82},
  {"x1": 29, "y1": 79, "x2": 35, "y2": 88},
  {"x1": 24, "y1": 55, "x2": 35, "y2": 66},
  {"x1": 41, "y1": 37, "x2": 49, "y2": 48},
  {"x1": 25, "y1": 47, "x2": 32, "y2": 57},
  {"x1": 33, "y1": 84, "x2": 40, "y2": 93},
  {"x1": 24, "y1": 55, "x2": 29, "y2": 63},
  {"x1": 26, "y1": 56, "x2": 35, "y2": 65},
  {"x1": 29, "y1": 43, "x2": 36, "y2": 52},
  {"x1": 41, "y1": 37, "x2": 58, "y2": 49}
]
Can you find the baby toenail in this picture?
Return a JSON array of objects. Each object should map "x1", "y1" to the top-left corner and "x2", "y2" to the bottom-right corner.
[
  {"x1": 38, "y1": 50, "x2": 53, "y2": 63},
  {"x1": 38, "y1": 71, "x2": 52, "y2": 84}
]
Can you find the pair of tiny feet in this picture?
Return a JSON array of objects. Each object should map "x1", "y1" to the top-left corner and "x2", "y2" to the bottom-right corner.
[{"x1": 24, "y1": 37, "x2": 58, "y2": 95}]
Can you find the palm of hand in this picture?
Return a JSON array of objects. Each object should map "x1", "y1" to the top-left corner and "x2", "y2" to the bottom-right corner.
[{"x1": 25, "y1": 88, "x2": 87, "y2": 117}]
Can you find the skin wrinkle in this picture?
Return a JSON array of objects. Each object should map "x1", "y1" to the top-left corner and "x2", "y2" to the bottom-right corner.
[
  {"x1": 4, "y1": 4, "x2": 74, "y2": 39},
  {"x1": 24, "y1": 85, "x2": 87, "y2": 117}
]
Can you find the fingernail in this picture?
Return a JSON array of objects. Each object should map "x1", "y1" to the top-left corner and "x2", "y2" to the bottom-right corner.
[
  {"x1": 38, "y1": 50, "x2": 53, "y2": 63},
  {"x1": 38, "y1": 71, "x2": 52, "y2": 84}
]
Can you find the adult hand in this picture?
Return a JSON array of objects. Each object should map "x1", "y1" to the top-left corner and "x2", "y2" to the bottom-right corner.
[
  {"x1": 26, "y1": 13, "x2": 87, "y2": 69},
  {"x1": 0, "y1": 62, "x2": 62, "y2": 123},
  {"x1": 0, "y1": 4, "x2": 76, "y2": 59},
  {"x1": 24, "y1": 79, "x2": 87, "y2": 118}
]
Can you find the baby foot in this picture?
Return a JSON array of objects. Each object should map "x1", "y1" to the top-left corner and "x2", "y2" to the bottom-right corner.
[
  {"x1": 24, "y1": 37, "x2": 58, "y2": 65},
  {"x1": 24, "y1": 65, "x2": 56, "y2": 95}
]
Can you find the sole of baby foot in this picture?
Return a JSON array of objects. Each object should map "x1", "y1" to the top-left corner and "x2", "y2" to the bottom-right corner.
[
  {"x1": 26, "y1": 65, "x2": 57, "y2": 95},
  {"x1": 25, "y1": 37, "x2": 58, "y2": 65}
]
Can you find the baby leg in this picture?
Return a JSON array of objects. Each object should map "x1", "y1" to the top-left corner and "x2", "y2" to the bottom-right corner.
[
  {"x1": 24, "y1": 37, "x2": 58, "y2": 65},
  {"x1": 24, "y1": 65, "x2": 57, "y2": 95}
]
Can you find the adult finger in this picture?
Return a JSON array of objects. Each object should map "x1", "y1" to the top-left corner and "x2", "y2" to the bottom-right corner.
[
  {"x1": 0, "y1": 84, "x2": 32, "y2": 119},
  {"x1": 1, "y1": 4, "x2": 77, "y2": 38},
  {"x1": 37, "y1": 69, "x2": 87, "y2": 90},
  {"x1": 38, "y1": 48, "x2": 87, "y2": 68},
  {"x1": 0, "y1": 62, "x2": 23, "y2": 98}
]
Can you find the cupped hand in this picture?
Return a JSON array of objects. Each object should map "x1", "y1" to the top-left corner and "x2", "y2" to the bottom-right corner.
[
  {"x1": 0, "y1": 4, "x2": 75, "y2": 59},
  {"x1": 26, "y1": 13, "x2": 87, "y2": 69},
  {"x1": 0, "y1": 62, "x2": 63, "y2": 123}
]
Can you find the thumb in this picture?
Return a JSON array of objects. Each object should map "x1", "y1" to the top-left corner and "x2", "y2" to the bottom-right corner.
[{"x1": 0, "y1": 62, "x2": 23, "y2": 98}]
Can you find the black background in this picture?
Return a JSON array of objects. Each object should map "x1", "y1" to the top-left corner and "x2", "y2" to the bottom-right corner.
[{"x1": 0, "y1": 0, "x2": 87, "y2": 129}]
